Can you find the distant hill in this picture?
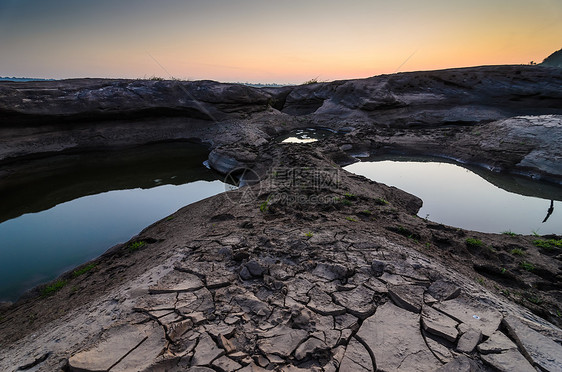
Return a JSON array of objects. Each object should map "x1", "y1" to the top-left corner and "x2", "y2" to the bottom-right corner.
[
  {"x1": 0, "y1": 77, "x2": 55, "y2": 82},
  {"x1": 541, "y1": 48, "x2": 562, "y2": 67}
]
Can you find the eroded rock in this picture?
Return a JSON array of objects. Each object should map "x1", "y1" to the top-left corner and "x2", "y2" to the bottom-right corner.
[
  {"x1": 421, "y1": 305, "x2": 459, "y2": 342},
  {"x1": 503, "y1": 315, "x2": 562, "y2": 372},
  {"x1": 356, "y1": 302, "x2": 441, "y2": 371},
  {"x1": 191, "y1": 333, "x2": 224, "y2": 366},
  {"x1": 388, "y1": 284, "x2": 425, "y2": 313},
  {"x1": 257, "y1": 326, "x2": 308, "y2": 358},
  {"x1": 427, "y1": 280, "x2": 461, "y2": 301},
  {"x1": 333, "y1": 285, "x2": 376, "y2": 319},
  {"x1": 456, "y1": 328, "x2": 482, "y2": 354},
  {"x1": 339, "y1": 338, "x2": 374, "y2": 372},
  {"x1": 433, "y1": 298, "x2": 502, "y2": 337},
  {"x1": 68, "y1": 323, "x2": 164, "y2": 372}
]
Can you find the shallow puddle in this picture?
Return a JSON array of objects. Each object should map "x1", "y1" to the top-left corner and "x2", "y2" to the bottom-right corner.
[
  {"x1": 277, "y1": 128, "x2": 335, "y2": 144},
  {"x1": 345, "y1": 156, "x2": 562, "y2": 235}
]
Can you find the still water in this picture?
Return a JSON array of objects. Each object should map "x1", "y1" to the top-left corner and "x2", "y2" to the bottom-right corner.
[
  {"x1": 345, "y1": 156, "x2": 562, "y2": 235},
  {"x1": 0, "y1": 142, "x2": 225, "y2": 301},
  {"x1": 277, "y1": 128, "x2": 336, "y2": 144}
]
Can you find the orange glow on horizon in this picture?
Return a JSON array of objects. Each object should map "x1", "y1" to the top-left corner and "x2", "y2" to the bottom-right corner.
[{"x1": 0, "y1": 1, "x2": 560, "y2": 83}]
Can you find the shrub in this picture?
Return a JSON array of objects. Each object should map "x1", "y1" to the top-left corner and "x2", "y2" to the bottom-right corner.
[
  {"x1": 72, "y1": 263, "x2": 97, "y2": 278},
  {"x1": 128, "y1": 241, "x2": 147, "y2": 252},
  {"x1": 42, "y1": 280, "x2": 67, "y2": 297},
  {"x1": 465, "y1": 238, "x2": 483, "y2": 248}
]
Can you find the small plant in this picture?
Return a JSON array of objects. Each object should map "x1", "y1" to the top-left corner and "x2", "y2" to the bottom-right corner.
[
  {"x1": 533, "y1": 239, "x2": 562, "y2": 250},
  {"x1": 397, "y1": 226, "x2": 409, "y2": 235},
  {"x1": 359, "y1": 210, "x2": 372, "y2": 216},
  {"x1": 520, "y1": 261, "x2": 535, "y2": 272},
  {"x1": 346, "y1": 216, "x2": 358, "y2": 222},
  {"x1": 465, "y1": 238, "x2": 483, "y2": 248},
  {"x1": 531, "y1": 230, "x2": 540, "y2": 237},
  {"x1": 510, "y1": 248, "x2": 525, "y2": 256},
  {"x1": 166, "y1": 216, "x2": 175, "y2": 221},
  {"x1": 259, "y1": 195, "x2": 272, "y2": 213},
  {"x1": 502, "y1": 231, "x2": 517, "y2": 236},
  {"x1": 556, "y1": 310, "x2": 562, "y2": 318},
  {"x1": 303, "y1": 77, "x2": 319, "y2": 85},
  {"x1": 425, "y1": 242, "x2": 431, "y2": 249},
  {"x1": 501, "y1": 289, "x2": 510, "y2": 297},
  {"x1": 335, "y1": 197, "x2": 353, "y2": 206},
  {"x1": 305, "y1": 232, "x2": 313, "y2": 238},
  {"x1": 42, "y1": 280, "x2": 67, "y2": 297},
  {"x1": 527, "y1": 295, "x2": 542, "y2": 305},
  {"x1": 72, "y1": 263, "x2": 97, "y2": 278},
  {"x1": 477, "y1": 277, "x2": 485, "y2": 285},
  {"x1": 500, "y1": 267, "x2": 507, "y2": 274},
  {"x1": 375, "y1": 198, "x2": 389, "y2": 206},
  {"x1": 344, "y1": 193, "x2": 357, "y2": 200},
  {"x1": 128, "y1": 241, "x2": 147, "y2": 252}
]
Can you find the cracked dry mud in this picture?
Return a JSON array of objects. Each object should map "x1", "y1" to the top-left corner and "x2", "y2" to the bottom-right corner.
[{"x1": 1, "y1": 146, "x2": 561, "y2": 372}]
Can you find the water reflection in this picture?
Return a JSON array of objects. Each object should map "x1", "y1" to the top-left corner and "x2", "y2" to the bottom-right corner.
[
  {"x1": 0, "y1": 142, "x2": 225, "y2": 301},
  {"x1": 543, "y1": 200, "x2": 554, "y2": 223},
  {"x1": 345, "y1": 156, "x2": 562, "y2": 235},
  {"x1": 277, "y1": 128, "x2": 335, "y2": 144}
]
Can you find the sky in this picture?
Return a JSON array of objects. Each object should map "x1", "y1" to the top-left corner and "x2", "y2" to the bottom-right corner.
[{"x1": 0, "y1": 0, "x2": 561, "y2": 84}]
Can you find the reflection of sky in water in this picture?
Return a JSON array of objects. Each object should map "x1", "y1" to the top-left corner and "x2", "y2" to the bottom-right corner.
[
  {"x1": 345, "y1": 161, "x2": 561, "y2": 235},
  {"x1": 279, "y1": 128, "x2": 334, "y2": 144},
  {"x1": 282, "y1": 137, "x2": 317, "y2": 143},
  {"x1": 0, "y1": 181, "x2": 224, "y2": 301}
]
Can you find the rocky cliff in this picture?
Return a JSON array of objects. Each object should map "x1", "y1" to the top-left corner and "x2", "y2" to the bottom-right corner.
[
  {"x1": 1, "y1": 65, "x2": 562, "y2": 184},
  {"x1": 542, "y1": 48, "x2": 562, "y2": 68}
]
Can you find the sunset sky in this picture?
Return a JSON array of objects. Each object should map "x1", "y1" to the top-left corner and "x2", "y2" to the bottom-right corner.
[{"x1": 1, "y1": 0, "x2": 560, "y2": 84}]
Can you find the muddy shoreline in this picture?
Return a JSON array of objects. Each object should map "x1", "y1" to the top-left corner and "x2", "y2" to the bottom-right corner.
[{"x1": 0, "y1": 66, "x2": 561, "y2": 371}]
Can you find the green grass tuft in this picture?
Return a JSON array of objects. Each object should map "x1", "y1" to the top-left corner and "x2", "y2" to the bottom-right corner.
[
  {"x1": 502, "y1": 231, "x2": 517, "y2": 236},
  {"x1": 41, "y1": 280, "x2": 67, "y2": 297},
  {"x1": 374, "y1": 198, "x2": 389, "y2": 205},
  {"x1": 527, "y1": 295, "x2": 542, "y2": 305},
  {"x1": 259, "y1": 195, "x2": 272, "y2": 213},
  {"x1": 128, "y1": 241, "x2": 147, "y2": 252},
  {"x1": 72, "y1": 263, "x2": 97, "y2": 278},
  {"x1": 465, "y1": 238, "x2": 483, "y2": 248},
  {"x1": 520, "y1": 261, "x2": 535, "y2": 272},
  {"x1": 510, "y1": 248, "x2": 525, "y2": 256},
  {"x1": 533, "y1": 239, "x2": 562, "y2": 250},
  {"x1": 346, "y1": 216, "x2": 358, "y2": 222}
]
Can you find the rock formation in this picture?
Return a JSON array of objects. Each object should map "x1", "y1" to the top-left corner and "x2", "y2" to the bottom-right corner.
[{"x1": 1, "y1": 66, "x2": 562, "y2": 371}]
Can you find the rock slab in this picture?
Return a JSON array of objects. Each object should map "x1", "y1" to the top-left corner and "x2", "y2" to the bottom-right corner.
[
  {"x1": 503, "y1": 315, "x2": 562, "y2": 372},
  {"x1": 356, "y1": 302, "x2": 441, "y2": 371}
]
